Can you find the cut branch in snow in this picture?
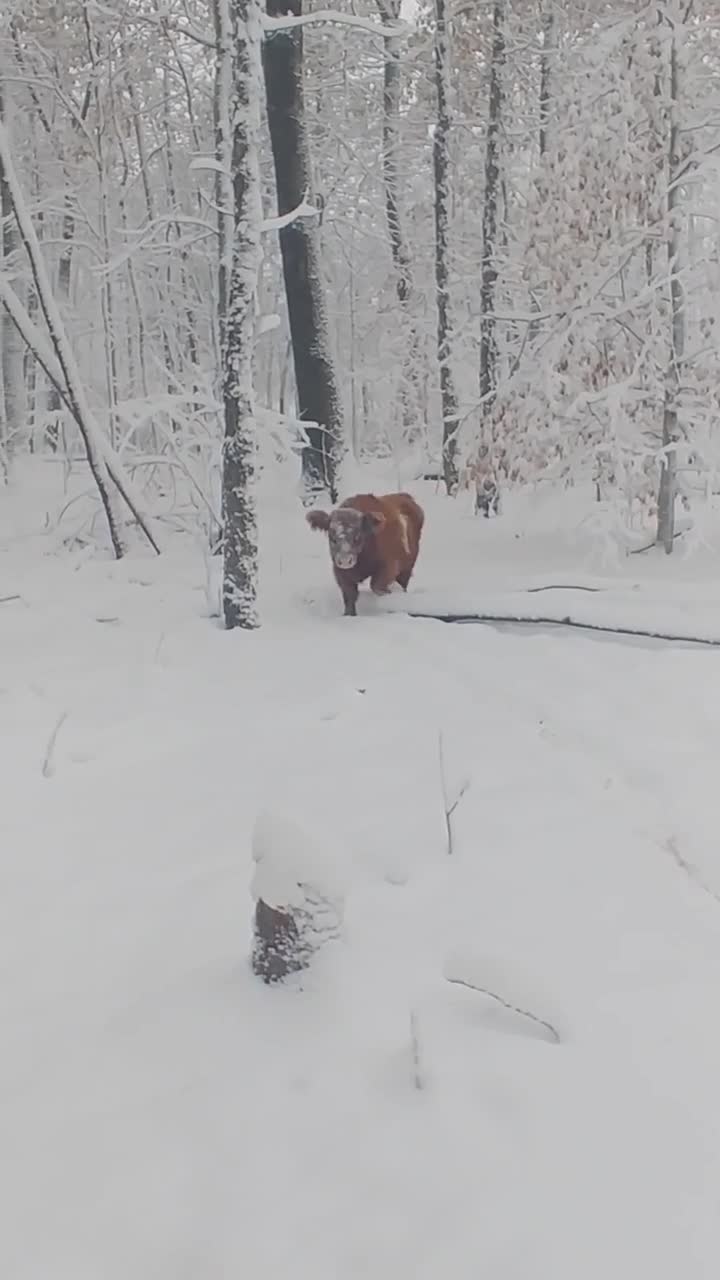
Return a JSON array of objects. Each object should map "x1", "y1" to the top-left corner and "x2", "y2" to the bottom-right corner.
[
  {"x1": 411, "y1": 612, "x2": 720, "y2": 648},
  {"x1": 41, "y1": 711, "x2": 68, "y2": 779},
  {"x1": 409, "y1": 1008, "x2": 425, "y2": 1091},
  {"x1": 446, "y1": 975, "x2": 561, "y2": 1044},
  {"x1": 663, "y1": 835, "x2": 720, "y2": 908}
]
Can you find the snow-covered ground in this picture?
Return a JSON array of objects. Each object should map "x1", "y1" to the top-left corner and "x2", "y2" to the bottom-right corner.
[{"x1": 4, "y1": 461, "x2": 720, "y2": 1278}]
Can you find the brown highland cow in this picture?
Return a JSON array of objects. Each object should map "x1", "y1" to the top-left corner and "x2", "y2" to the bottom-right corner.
[{"x1": 306, "y1": 492, "x2": 425, "y2": 616}]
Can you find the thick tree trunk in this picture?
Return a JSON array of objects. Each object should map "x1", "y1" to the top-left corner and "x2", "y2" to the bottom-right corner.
[
  {"x1": 263, "y1": 0, "x2": 344, "y2": 503},
  {"x1": 216, "y1": 0, "x2": 263, "y2": 629},
  {"x1": 657, "y1": 23, "x2": 683, "y2": 554},
  {"x1": 433, "y1": 0, "x2": 460, "y2": 494},
  {"x1": 479, "y1": 0, "x2": 505, "y2": 417}
]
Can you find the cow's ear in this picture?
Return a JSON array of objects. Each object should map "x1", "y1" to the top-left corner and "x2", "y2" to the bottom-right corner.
[
  {"x1": 306, "y1": 510, "x2": 331, "y2": 532},
  {"x1": 362, "y1": 511, "x2": 385, "y2": 535}
]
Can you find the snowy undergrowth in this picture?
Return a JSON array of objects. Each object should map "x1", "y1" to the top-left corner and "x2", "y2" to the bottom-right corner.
[{"x1": 4, "y1": 464, "x2": 720, "y2": 1276}]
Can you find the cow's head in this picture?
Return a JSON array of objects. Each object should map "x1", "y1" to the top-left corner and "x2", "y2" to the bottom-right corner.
[{"x1": 306, "y1": 506, "x2": 384, "y2": 570}]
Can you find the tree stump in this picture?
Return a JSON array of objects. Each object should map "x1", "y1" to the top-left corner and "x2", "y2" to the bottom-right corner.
[
  {"x1": 252, "y1": 898, "x2": 305, "y2": 984},
  {"x1": 250, "y1": 811, "x2": 346, "y2": 985}
]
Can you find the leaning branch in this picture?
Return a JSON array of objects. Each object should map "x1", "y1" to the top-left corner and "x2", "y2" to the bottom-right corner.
[
  {"x1": 409, "y1": 611, "x2": 720, "y2": 648},
  {"x1": 446, "y1": 975, "x2": 561, "y2": 1044},
  {"x1": 0, "y1": 271, "x2": 161, "y2": 554}
]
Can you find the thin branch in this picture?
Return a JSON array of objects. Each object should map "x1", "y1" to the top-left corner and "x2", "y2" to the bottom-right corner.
[
  {"x1": 263, "y1": 9, "x2": 409, "y2": 37},
  {"x1": 412, "y1": 612, "x2": 720, "y2": 648},
  {"x1": 42, "y1": 711, "x2": 68, "y2": 779},
  {"x1": 446, "y1": 975, "x2": 561, "y2": 1044},
  {"x1": 438, "y1": 731, "x2": 469, "y2": 856}
]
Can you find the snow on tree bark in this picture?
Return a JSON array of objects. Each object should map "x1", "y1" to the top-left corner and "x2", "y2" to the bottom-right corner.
[
  {"x1": 217, "y1": 0, "x2": 263, "y2": 630},
  {"x1": 657, "y1": 12, "x2": 684, "y2": 555},
  {"x1": 479, "y1": 0, "x2": 505, "y2": 421},
  {"x1": 263, "y1": 0, "x2": 344, "y2": 504},
  {"x1": 250, "y1": 811, "x2": 345, "y2": 983},
  {"x1": 377, "y1": 0, "x2": 423, "y2": 444},
  {"x1": 0, "y1": 84, "x2": 25, "y2": 472},
  {"x1": 433, "y1": 0, "x2": 460, "y2": 494}
]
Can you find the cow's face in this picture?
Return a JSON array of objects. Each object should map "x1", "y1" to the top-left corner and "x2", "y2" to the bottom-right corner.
[{"x1": 328, "y1": 508, "x2": 381, "y2": 570}]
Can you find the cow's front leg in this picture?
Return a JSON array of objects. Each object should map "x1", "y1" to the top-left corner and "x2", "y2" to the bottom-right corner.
[
  {"x1": 370, "y1": 562, "x2": 398, "y2": 595},
  {"x1": 335, "y1": 571, "x2": 358, "y2": 616}
]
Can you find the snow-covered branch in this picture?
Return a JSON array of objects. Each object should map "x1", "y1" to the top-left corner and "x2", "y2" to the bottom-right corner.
[{"x1": 263, "y1": 10, "x2": 409, "y2": 38}]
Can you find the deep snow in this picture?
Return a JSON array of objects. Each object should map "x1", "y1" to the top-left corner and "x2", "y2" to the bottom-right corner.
[{"x1": 3, "y1": 462, "x2": 720, "y2": 1277}]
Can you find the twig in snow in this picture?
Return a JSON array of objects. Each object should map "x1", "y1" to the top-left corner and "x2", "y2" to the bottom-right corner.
[
  {"x1": 0, "y1": 594, "x2": 21, "y2": 604},
  {"x1": 446, "y1": 974, "x2": 561, "y2": 1044},
  {"x1": 409, "y1": 1008, "x2": 425, "y2": 1091},
  {"x1": 663, "y1": 835, "x2": 720, "y2": 907},
  {"x1": 438, "y1": 731, "x2": 470, "y2": 856},
  {"x1": 524, "y1": 584, "x2": 602, "y2": 593},
  {"x1": 42, "y1": 711, "x2": 68, "y2": 779},
  {"x1": 412, "y1": 612, "x2": 720, "y2": 649}
]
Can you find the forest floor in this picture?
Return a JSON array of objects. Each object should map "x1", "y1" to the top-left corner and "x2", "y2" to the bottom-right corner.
[{"x1": 3, "y1": 459, "x2": 720, "y2": 1277}]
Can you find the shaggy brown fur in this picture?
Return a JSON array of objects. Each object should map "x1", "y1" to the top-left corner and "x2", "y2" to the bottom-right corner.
[{"x1": 306, "y1": 491, "x2": 425, "y2": 616}]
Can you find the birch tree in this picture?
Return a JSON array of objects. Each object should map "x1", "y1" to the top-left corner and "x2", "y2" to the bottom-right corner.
[
  {"x1": 432, "y1": 0, "x2": 459, "y2": 491},
  {"x1": 217, "y1": 0, "x2": 263, "y2": 629},
  {"x1": 377, "y1": 0, "x2": 423, "y2": 442},
  {"x1": 479, "y1": 0, "x2": 505, "y2": 423}
]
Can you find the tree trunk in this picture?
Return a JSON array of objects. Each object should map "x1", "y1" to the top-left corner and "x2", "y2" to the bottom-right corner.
[
  {"x1": 263, "y1": 0, "x2": 344, "y2": 504},
  {"x1": 538, "y1": 6, "x2": 554, "y2": 160},
  {"x1": 657, "y1": 20, "x2": 683, "y2": 554},
  {"x1": 45, "y1": 195, "x2": 75, "y2": 452},
  {"x1": 378, "y1": 0, "x2": 423, "y2": 443},
  {"x1": 216, "y1": 0, "x2": 263, "y2": 630},
  {"x1": 479, "y1": 0, "x2": 505, "y2": 418},
  {"x1": 433, "y1": 0, "x2": 460, "y2": 494},
  {"x1": 0, "y1": 86, "x2": 25, "y2": 472}
]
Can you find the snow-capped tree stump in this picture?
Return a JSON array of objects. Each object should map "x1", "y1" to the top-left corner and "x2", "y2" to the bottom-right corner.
[
  {"x1": 252, "y1": 899, "x2": 304, "y2": 984},
  {"x1": 250, "y1": 811, "x2": 346, "y2": 984}
]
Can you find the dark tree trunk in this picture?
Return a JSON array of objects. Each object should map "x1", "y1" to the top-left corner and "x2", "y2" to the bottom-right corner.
[
  {"x1": 252, "y1": 899, "x2": 305, "y2": 983},
  {"x1": 263, "y1": 0, "x2": 344, "y2": 504},
  {"x1": 433, "y1": 0, "x2": 460, "y2": 494},
  {"x1": 479, "y1": 0, "x2": 505, "y2": 417}
]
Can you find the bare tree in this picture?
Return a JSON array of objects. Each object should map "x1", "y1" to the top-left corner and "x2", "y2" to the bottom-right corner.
[
  {"x1": 0, "y1": 83, "x2": 24, "y2": 472},
  {"x1": 263, "y1": 0, "x2": 344, "y2": 503},
  {"x1": 216, "y1": 0, "x2": 263, "y2": 628},
  {"x1": 657, "y1": 8, "x2": 684, "y2": 554},
  {"x1": 479, "y1": 0, "x2": 505, "y2": 420},
  {"x1": 432, "y1": 0, "x2": 460, "y2": 493},
  {"x1": 377, "y1": 0, "x2": 423, "y2": 442}
]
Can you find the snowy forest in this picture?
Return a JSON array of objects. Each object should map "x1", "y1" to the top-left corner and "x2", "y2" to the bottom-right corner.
[
  {"x1": 2, "y1": 0, "x2": 719, "y2": 626},
  {"x1": 8, "y1": 5, "x2": 720, "y2": 1275}
]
